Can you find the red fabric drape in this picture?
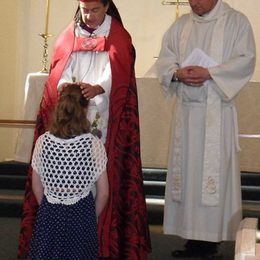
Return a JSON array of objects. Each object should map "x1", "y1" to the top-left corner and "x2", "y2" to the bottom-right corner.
[{"x1": 17, "y1": 18, "x2": 151, "y2": 259}]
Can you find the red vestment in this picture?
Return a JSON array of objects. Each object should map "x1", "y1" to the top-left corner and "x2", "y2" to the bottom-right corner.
[{"x1": 17, "y1": 18, "x2": 151, "y2": 259}]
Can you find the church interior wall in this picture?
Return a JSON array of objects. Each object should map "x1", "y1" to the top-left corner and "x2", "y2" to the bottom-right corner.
[{"x1": 0, "y1": 0, "x2": 259, "y2": 172}]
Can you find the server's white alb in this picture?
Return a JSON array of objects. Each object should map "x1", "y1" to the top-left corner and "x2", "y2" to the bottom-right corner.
[{"x1": 155, "y1": 0, "x2": 256, "y2": 242}]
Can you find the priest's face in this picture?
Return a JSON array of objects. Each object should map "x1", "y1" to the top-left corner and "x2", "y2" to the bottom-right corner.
[
  {"x1": 79, "y1": 0, "x2": 109, "y2": 29},
  {"x1": 189, "y1": 0, "x2": 218, "y2": 16}
]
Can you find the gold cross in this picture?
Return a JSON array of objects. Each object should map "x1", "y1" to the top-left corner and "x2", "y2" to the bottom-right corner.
[{"x1": 162, "y1": 0, "x2": 189, "y2": 19}]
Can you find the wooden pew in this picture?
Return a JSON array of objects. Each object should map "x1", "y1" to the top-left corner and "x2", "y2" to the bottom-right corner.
[{"x1": 235, "y1": 218, "x2": 260, "y2": 259}]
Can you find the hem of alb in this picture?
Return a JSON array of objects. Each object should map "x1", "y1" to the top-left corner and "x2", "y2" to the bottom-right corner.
[{"x1": 162, "y1": 226, "x2": 237, "y2": 242}]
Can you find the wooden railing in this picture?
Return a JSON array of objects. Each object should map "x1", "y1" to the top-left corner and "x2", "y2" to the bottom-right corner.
[
  {"x1": 0, "y1": 119, "x2": 259, "y2": 137},
  {"x1": 0, "y1": 120, "x2": 36, "y2": 128}
]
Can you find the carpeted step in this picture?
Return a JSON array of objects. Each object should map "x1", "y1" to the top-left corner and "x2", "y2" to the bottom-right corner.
[
  {"x1": 143, "y1": 168, "x2": 260, "y2": 202},
  {"x1": 0, "y1": 163, "x2": 260, "y2": 219},
  {"x1": 0, "y1": 174, "x2": 26, "y2": 190},
  {"x1": 0, "y1": 161, "x2": 29, "y2": 176},
  {"x1": 0, "y1": 161, "x2": 28, "y2": 190},
  {"x1": 241, "y1": 172, "x2": 260, "y2": 186},
  {"x1": 143, "y1": 168, "x2": 260, "y2": 224},
  {"x1": 0, "y1": 190, "x2": 24, "y2": 218}
]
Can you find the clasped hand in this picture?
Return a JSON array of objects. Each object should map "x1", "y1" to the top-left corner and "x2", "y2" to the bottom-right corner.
[{"x1": 177, "y1": 66, "x2": 211, "y2": 87}]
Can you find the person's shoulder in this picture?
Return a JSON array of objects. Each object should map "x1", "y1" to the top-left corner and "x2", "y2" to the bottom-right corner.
[
  {"x1": 107, "y1": 17, "x2": 133, "y2": 49},
  {"x1": 110, "y1": 17, "x2": 131, "y2": 39},
  {"x1": 170, "y1": 13, "x2": 189, "y2": 29},
  {"x1": 178, "y1": 13, "x2": 190, "y2": 22},
  {"x1": 53, "y1": 21, "x2": 75, "y2": 47},
  {"x1": 164, "y1": 13, "x2": 189, "y2": 35},
  {"x1": 86, "y1": 134, "x2": 105, "y2": 147},
  {"x1": 226, "y1": 6, "x2": 251, "y2": 26},
  {"x1": 80, "y1": 133, "x2": 99, "y2": 142},
  {"x1": 222, "y1": 1, "x2": 246, "y2": 20},
  {"x1": 34, "y1": 131, "x2": 50, "y2": 148},
  {"x1": 37, "y1": 131, "x2": 49, "y2": 141},
  {"x1": 59, "y1": 21, "x2": 75, "y2": 36},
  {"x1": 88, "y1": 133, "x2": 102, "y2": 143}
]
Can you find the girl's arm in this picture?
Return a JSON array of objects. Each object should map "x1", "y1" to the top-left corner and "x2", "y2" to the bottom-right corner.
[
  {"x1": 32, "y1": 169, "x2": 44, "y2": 205},
  {"x1": 95, "y1": 170, "x2": 109, "y2": 218}
]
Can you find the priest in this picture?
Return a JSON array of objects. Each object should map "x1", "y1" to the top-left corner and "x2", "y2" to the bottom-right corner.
[
  {"x1": 17, "y1": 0, "x2": 151, "y2": 259},
  {"x1": 155, "y1": 0, "x2": 256, "y2": 258}
]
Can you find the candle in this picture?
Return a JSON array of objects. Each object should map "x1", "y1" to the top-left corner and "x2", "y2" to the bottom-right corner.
[{"x1": 44, "y1": 0, "x2": 50, "y2": 35}]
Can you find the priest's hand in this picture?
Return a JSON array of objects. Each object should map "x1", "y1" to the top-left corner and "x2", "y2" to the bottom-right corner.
[
  {"x1": 176, "y1": 66, "x2": 211, "y2": 87},
  {"x1": 78, "y1": 82, "x2": 105, "y2": 100}
]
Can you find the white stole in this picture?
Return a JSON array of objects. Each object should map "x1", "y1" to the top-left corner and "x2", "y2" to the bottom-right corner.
[{"x1": 171, "y1": 13, "x2": 227, "y2": 206}]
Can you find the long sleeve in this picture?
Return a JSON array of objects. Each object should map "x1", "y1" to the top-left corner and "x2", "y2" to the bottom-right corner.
[
  {"x1": 155, "y1": 25, "x2": 180, "y2": 97},
  {"x1": 209, "y1": 15, "x2": 256, "y2": 100}
]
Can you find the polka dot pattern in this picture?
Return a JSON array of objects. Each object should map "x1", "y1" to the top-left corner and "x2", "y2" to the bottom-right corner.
[{"x1": 29, "y1": 194, "x2": 98, "y2": 259}]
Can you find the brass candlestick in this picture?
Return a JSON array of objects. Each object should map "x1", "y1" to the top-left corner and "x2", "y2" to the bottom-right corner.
[
  {"x1": 39, "y1": 0, "x2": 51, "y2": 73},
  {"x1": 39, "y1": 33, "x2": 51, "y2": 73}
]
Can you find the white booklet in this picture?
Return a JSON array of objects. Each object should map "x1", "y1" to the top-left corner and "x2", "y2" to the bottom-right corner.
[{"x1": 181, "y1": 48, "x2": 218, "y2": 68}]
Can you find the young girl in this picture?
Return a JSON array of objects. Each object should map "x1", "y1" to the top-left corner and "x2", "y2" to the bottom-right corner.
[{"x1": 29, "y1": 85, "x2": 108, "y2": 260}]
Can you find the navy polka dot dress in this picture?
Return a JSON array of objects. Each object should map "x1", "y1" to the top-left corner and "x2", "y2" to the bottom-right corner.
[
  {"x1": 28, "y1": 132, "x2": 107, "y2": 259},
  {"x1": 29, "y1": 193, "x2": 98, "y2": 260}
]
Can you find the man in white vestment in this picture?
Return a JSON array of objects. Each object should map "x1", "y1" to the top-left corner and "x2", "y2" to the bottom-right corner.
[{"x1": 155, "y1": 0, "x2": 256, "y2": 258}]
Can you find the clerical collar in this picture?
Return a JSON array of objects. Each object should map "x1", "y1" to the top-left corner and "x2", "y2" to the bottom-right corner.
[
  {"x1": 80, "y1": 22, "x2": 96, "y2": 34},
  {"x1": 80, "y1": 16, "x2": 106, "y2": 34}
]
